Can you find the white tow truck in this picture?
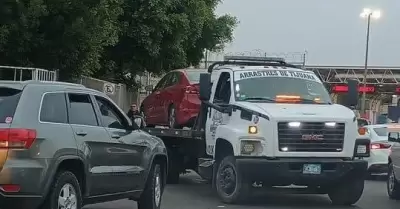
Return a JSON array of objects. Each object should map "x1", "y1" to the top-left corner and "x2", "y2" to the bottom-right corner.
[{"x1": 142, "y1": 56, "x2": 370, "y2": 205}]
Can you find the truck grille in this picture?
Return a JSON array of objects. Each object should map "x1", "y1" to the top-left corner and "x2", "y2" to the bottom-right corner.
[{"x1": 277, "y1": 122, "x2": 345, "y2": 152}]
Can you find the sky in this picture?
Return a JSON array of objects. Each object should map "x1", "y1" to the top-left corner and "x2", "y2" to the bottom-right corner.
[{"x1": 215, "y1": 0, "x2": 400, "y2": 66}]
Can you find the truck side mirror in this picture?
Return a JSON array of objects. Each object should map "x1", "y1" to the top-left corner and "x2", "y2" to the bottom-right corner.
[
  {"x1": 346, "y1": 79, "x2": 359, "y2": 107},
  {"x1": 199, "y1": 73, "x2": 211, "y2": 101},
  {"x1": 389, "y1": 132, "x2": 400, "y2": 142}
]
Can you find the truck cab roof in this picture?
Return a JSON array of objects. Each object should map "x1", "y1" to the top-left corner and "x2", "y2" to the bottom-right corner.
[{"x1": 212, "y1": 65, "x2": 306, "y2": 72}]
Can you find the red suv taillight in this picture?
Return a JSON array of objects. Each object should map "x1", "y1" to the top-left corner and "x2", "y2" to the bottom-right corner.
[
  {"x1": 0, "y1": 128, "x2": 37, "y2": 149},
  {"x1": 370, "y1": 142, "x2": 391, "y2": 150},
  {"x1": 184, "y1": 85, "x2": 198, "y2": 94}
]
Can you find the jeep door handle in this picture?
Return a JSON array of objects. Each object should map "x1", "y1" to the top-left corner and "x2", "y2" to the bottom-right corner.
[
  {"x1": 75, "y1": 131, "x2": 87, "y2": 136},
  {"x1": 111, "y1": 134, "x2": 121, "y2": 139}
]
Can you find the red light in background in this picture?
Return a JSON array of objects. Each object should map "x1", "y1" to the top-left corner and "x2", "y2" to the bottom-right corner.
[
  {"x1": 331, "y1": 85, "x2": 375, "y2": 93},
  {"x1": 332, "y1": 85, "x2": 348, "y2": 92}
]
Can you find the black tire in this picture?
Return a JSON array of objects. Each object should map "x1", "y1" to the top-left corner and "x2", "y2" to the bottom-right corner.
[
  {"x1": 41, "y1": 171, "x2": 83, "y2": 209},
  {"x1": 215, "y1": 155, "x2": 250, "y2": 204},
  {"x1": 138, "y1": 164, "x2": 164, "y2": 209},
  {"x1": 387, "y1": 163, "x2": 400, "y2": 199},
  {"x1": 328, "y1": 177, "x2": 364, "y2": 205},
  {"x1": 168, "y1": 105, "x2": 180, "y2": 129},
  {"x1": 167, "y1": 148, "x2": 180, "y2": 184}
]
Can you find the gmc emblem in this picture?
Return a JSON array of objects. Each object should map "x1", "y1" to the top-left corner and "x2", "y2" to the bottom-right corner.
[{"x1": 302, "y1": 134, "x2": 324, "y2": 141}]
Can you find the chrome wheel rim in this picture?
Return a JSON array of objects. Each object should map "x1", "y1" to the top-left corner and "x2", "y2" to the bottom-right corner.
[
  {"x1": 154, "y1": 172, "x2": 162, "y2": 207},
  {"x1": 58, "y1": 183, "x2": 77, "y2": 209},
  {"x1": 169, "y1": 108, "x2": 175, "y2": 127},
  {"x1": 389, "y1": 169, "x2": 396, "y2": 193}
]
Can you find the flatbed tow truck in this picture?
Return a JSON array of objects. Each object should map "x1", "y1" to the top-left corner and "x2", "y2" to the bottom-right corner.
[{"x1": 141, "y1": 56, "x2": 371, "y2": 205}]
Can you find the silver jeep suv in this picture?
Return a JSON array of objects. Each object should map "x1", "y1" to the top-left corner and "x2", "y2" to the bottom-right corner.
[{"x1": 0, "y1": 80, "x2": 167, "y2": 209}]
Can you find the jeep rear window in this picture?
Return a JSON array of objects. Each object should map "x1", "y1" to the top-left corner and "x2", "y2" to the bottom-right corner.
[{"x1": 0, "y1": 87, "x2": 22, "y2": 123}]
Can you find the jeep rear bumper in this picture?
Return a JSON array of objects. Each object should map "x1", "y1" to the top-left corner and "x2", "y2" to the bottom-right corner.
[
  {"x1": 236, "y1": 157, "x2": 367, "y2": 186},
  {"x1": 0, "y1": 194, "x2": 42, "y2": 209}
]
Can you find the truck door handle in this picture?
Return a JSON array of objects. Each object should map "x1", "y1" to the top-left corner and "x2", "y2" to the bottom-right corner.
[
  {"x1": 111, "y1": 134, "x2": 121, "y2": 139},
  {"x1": 75, "y1": 131, "x2": 87, "y2": 136}
]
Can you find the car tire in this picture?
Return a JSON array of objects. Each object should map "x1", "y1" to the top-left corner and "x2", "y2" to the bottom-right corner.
[
  {"x1": 138, "y1": 164, "x2": 164, "y2": 209},
  {"x1": 168, "y1": 105, "x2": 180, "y2": 129},
  {"x1": 41, "y1": 171, "x2": 83, "y2": 209},
  {"x1": 215, "y1": 155, "x2": 250, "y2": 204},
  {"x1": 328, "y1": 177, "x2": 364, "y2": 205},
  {"x1": 388, "y1": 163, "x2": 400, "y2": 199}
]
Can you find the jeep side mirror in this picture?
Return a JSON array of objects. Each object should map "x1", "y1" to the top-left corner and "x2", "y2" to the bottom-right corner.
[
  {"x1": 346, "y1": 79, "x2": 359, "y2": 107},
  {"x1": 199, "y1": 73, "x2": 211, "y2": 101}
]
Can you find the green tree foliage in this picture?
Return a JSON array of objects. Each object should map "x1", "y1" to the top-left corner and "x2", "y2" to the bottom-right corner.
[
  {"x1": 96, "y1": 0, "x2": 238, "y2": 86},
  {"x1": 0, "y1": 0, "x2": 123, "y2": 80},
  {"x1": 0, "y1": 0, "x2": 237, "y2": 82}
]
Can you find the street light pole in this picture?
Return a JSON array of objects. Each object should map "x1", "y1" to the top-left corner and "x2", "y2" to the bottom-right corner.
[
  {"x1": 360, "y1": 8, "x2": 381, "y2": 115},
  {"x1": 361, "y1": 14, "x2": 371, "y2": 115}
]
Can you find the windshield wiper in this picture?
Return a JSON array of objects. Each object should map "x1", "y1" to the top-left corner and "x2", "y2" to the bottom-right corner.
[{"x1": 241, "y1": 97, "x2": 276, "y2": 102}]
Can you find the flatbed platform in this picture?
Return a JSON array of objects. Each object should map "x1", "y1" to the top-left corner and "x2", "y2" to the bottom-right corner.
[{"x1": 143, "y1": 127, "x2": 204, "y2": 140}]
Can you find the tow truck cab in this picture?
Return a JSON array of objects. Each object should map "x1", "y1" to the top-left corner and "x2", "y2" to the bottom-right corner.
[{"x1": 144, "y1": 56, "x2": 370, "y2": 205}]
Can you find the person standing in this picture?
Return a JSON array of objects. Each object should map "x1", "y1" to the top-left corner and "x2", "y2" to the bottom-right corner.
[{"x1": 127, "y1": 103, "x2": 141, "y2": 119}]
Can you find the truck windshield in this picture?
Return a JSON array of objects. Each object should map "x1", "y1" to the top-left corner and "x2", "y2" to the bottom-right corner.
[{"x1": 233, "y1": 69, "x2": 332, "y2": 104}]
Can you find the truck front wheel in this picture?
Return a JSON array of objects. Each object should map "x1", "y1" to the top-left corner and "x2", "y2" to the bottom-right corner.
[
  {"x1": 328, "y1": 177, "x2": 364, "y2": 205},
  {"x1": 215, "y1": 156, "x2": 250, "y2": 204}
]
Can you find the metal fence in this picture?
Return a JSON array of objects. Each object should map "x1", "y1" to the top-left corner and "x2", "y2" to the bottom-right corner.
[{"x1": 0, "y1": 65, "x2": 57, "y2": 81}]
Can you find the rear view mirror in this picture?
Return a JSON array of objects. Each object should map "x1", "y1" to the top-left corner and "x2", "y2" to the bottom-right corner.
[
  {"x1": 346, "y1": 79, "x2": 359, "y2": 107},
  {"x1": 199, "y1": 73, "x2": 211, "y2": 101}
]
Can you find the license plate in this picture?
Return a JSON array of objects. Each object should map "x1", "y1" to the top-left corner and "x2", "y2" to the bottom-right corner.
[{"x1": 303, "y1": 164, "x2": 321, "y2": 174}]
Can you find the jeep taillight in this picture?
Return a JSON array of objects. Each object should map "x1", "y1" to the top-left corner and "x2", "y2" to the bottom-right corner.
[
  {"x1": 184, "y1": 85, "x2": 198, "y2": 94},
  {"x1": 0, "y1": 128, "x2": 37, "y2": 149}
]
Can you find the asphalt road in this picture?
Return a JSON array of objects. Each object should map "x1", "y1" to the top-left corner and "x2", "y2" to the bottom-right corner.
[{"x1": 84, "y1": 173, "x2": 399, "y2": 209}]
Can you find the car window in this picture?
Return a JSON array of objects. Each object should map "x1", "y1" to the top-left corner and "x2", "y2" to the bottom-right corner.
[
  {"x1": 40, "y1": 93, "x2": 68, "y2": 123},
  {"x1": 68, "y1": 93, "x2": 98, "y2": 126},
  {"x1": 167, "y1": 72, "x2": 180, "y2": 87},
  {"x1": 373, "y1": 127, "x2": 388, "y2": 137},
  {"x1": 154, "y1": 74, "x2": 170, "y2": 91},
  {"x1": 95, "y1": 96, "x2": 128, "y2": 129},
  {"x1": 0, "y1": 87, "x2": 22, "y2": 123},
  {"x1": 186, "y1": 71, "x2": 205, "y2": 83},
  {"x1": 162, "y1": 72, "x2": 176, "y2": 88},
  {"x1": 213, "y1": 72, "x2": 231, "y2": 103}
]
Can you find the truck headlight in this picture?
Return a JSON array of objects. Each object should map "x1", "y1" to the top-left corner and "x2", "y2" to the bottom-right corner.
[
  {"x1": 248, "y1": 126, "x2": 258, "y2": 134},
  {"x1": 241, "y1": 140, "x2": 262, "y2": 155},
  {"x1": 354, "y1": 138, "x2": 371, "y2": 158}
]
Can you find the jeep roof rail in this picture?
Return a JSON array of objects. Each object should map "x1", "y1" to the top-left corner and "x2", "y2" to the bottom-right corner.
[
  {"x1": 207, "y1": 56, "x2": 297, "y2": 73},
  {"x1": 224, "y1": 56, "x2": 286, "y2": 63}
]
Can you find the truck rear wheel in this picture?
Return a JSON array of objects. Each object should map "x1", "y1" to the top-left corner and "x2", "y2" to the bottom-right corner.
[
  {"x1": 215, "y1": 156, "x2": 249, "y2": 204},
  {"x1": 328, "y1": 177, "x2": 364, "y2": 205}
]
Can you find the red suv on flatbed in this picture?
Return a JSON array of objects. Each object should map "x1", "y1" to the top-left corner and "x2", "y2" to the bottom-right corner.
[{"x1": 141, "y1": 69, "x2": 206, "y2": 128}]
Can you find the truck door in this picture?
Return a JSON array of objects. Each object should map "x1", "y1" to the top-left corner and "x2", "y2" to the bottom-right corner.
[{"x1": 205, "y1": 71, "x2": 232, "y2": 156}]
